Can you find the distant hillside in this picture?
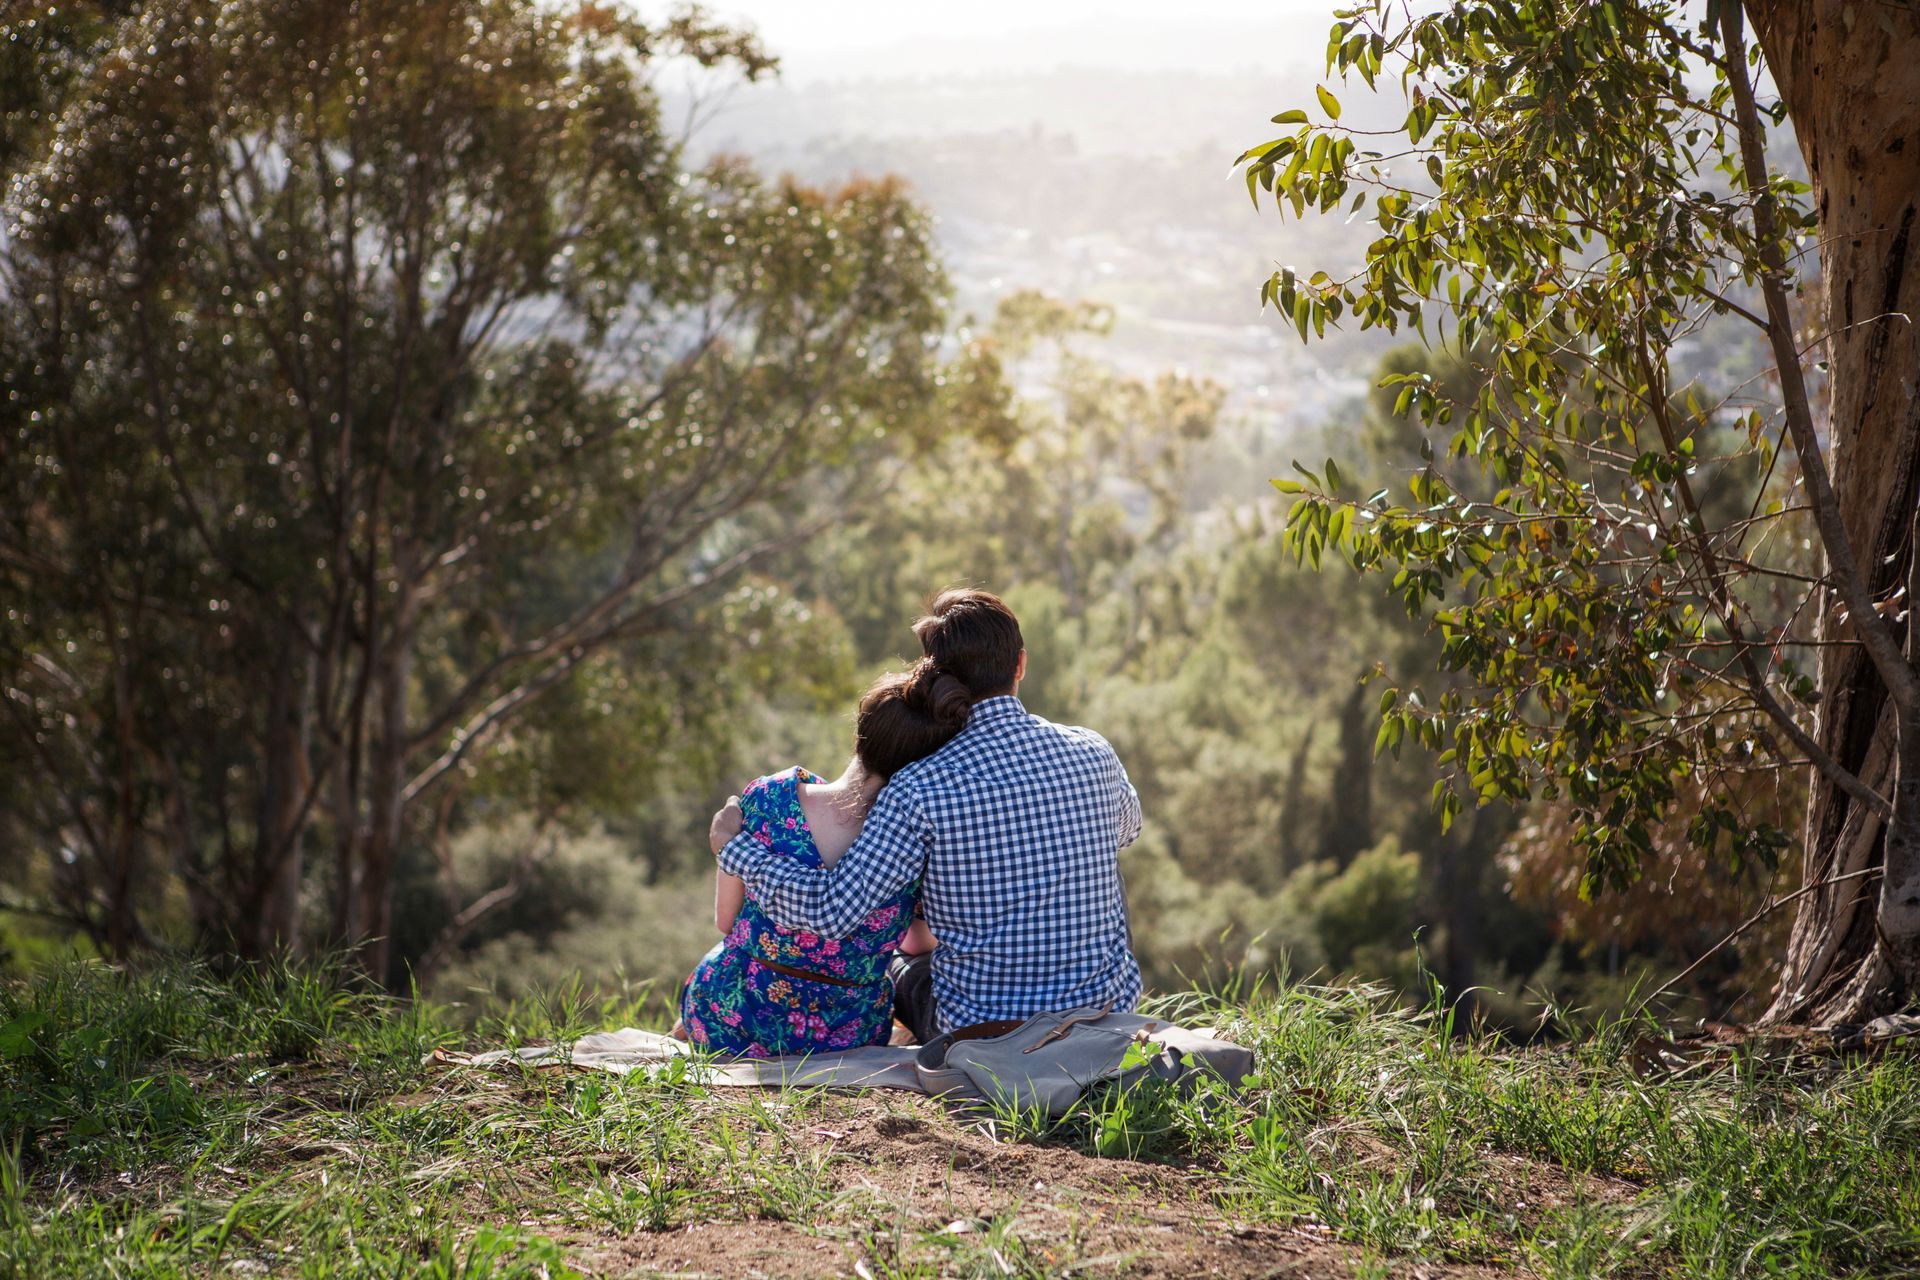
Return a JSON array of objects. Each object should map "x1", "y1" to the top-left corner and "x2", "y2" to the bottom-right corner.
[{"x1": 670, "y1": 66, "x2": 1409, "y2": 473}]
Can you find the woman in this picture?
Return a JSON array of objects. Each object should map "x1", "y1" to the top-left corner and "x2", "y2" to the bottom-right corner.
[{"x1": 677, "y1": 661, "x2": 969, "y2": 1056}]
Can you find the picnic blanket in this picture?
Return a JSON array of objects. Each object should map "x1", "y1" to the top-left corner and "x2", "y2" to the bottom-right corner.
[
  {"x1": 439, "y1": 1028, "x2": 924, "y2": 1090},
  {"x1": 437, "y1": 1007, "x2": 1256, "y2": 1118}
]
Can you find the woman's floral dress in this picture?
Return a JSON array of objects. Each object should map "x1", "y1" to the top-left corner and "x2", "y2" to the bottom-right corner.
[{"x1": 679, "y1": 767, "x2": 918, "y2": 1056}]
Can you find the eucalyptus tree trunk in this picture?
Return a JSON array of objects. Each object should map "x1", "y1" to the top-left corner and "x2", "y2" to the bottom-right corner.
[
  {"x1": 250, "y1": 624, "x2": 314, "y2": 959},
  {"x1": 354, "y1": 575, "x2": 419, "y2": 988},
  {"x1": 1751, "y1": 0, "x2": 1920, "y2": 1022}
]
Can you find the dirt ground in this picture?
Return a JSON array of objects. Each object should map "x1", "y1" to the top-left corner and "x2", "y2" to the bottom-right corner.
[{"x1": 551, "y1": 1092, "x2": 1525, "y2": 1280}]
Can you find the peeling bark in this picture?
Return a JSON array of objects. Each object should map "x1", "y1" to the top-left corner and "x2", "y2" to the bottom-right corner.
[{"x1": 1750, "y1": 0, "x2": 1920, "y2": 1021}]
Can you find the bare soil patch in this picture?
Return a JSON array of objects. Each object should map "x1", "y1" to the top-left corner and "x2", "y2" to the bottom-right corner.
[{"x1": 550, "y1": 1091, "x2": 1526, "y2": 1279}]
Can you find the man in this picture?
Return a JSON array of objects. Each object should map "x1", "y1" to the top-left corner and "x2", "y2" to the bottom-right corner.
[{"x1": 709, "y1": 588, "x2": 1143, "y2": 1042}]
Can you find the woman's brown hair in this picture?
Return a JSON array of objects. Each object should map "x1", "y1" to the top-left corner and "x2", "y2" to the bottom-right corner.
[{"x1": 854, "y1": 659, "x2": 973, "y2": 779}]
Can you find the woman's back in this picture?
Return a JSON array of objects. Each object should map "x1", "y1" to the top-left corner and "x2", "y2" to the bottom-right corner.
[{"x1": 796, "y1": 778, "x2": 865, "y2": 867}]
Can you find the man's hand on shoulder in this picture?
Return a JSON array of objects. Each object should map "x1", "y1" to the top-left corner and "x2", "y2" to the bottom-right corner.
[{"x1": 709, "y1": 795, "x2": 743, "y2": 855}]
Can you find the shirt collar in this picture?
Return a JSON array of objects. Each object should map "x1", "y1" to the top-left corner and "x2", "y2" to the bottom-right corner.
[{"x1": 965, "y1": 694, "x2": 1026, "y2": 728}]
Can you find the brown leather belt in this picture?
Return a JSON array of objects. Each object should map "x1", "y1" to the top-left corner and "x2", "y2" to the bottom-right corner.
[
  {"x1": 945, "y1": 1018, "x2": 1025, "y2": 1043},
  {"x1": 751, "y1": 956, "x2": 858, "y2": 988}
]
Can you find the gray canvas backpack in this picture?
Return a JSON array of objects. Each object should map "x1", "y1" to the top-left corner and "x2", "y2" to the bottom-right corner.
[{"x1": 911, "y1": 1005, "x2": 1254, "y2": 1117}]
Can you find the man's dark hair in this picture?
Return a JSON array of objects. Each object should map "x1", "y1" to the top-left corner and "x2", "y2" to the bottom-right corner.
[{"x1": 912, "y1": 588, "x2": 1023, "y2": 696}]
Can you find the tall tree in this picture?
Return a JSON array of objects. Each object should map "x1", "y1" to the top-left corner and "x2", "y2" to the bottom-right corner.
[
  {"x1": 1740, "y1": 0, "x2": 1920, "y2": 1023},
  {"x1": 1241, "y1": 0, "x2": 1920, "y2": 1020},
  {"x1": 0, "y1": 0, "x2": 951, "y2": 980}
]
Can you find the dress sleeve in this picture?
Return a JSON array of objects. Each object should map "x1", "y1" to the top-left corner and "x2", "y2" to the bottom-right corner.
[
  {"x1": 734, "y1": 774, "x2": 772, "y2": 832},
  {"x1": 718, "y1": 778, "x2": 931, "y2": 937}
]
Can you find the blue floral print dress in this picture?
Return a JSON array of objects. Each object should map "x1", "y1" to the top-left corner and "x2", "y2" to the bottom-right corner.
[{"x1": 679, "y1": 767, "x2": 918, "y2": 1057}]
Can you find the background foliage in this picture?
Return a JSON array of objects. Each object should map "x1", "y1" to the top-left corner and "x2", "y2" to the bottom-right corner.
[{"x1": 0, "y1": 0, "x2": 1806, "y2": 1031}]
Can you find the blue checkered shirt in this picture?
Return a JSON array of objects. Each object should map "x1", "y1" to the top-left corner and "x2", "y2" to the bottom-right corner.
[{"x1": 717, "y1": 696, "x2": 1144, "y2": 1031}]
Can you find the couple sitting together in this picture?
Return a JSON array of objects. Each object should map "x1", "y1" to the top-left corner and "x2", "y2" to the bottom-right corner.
[{"x1": 680, "y1": 588, "x2": 1143, "y2": 1055}]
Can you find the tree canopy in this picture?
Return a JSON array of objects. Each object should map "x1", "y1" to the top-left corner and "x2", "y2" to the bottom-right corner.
[
  {"x1": 1242, "y1": 0, "x2": 1920, "y2": 1020},
  {"x1": 0, "y1": 0, "x2": 966, "y2": 979}
]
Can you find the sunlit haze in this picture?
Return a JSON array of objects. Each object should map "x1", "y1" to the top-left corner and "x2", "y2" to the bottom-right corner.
[
  {"x1": 643, "y1": 0, "x2": 1398, "y2": 440},
  {"x1": 692, "y1": 0, "x2": 1336, "y2": 79}
]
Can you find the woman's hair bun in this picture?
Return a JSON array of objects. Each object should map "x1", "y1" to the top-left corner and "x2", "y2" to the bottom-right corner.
[
  {"x1": 853, "y1": 658, "x2": 975, "y2": 779},
  {"x1": 906, "y1": 657, "x2": 974, "y2": 730},
  {"x1": 926, "y1": 670, "x2": 974, "y2": 730}
]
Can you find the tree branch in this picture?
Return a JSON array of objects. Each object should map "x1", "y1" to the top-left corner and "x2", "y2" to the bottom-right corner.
[
  {"x1": 1633, "y1": 327, "x2": 1892, "y2": 820},
  {"x1": 401, "y1": 502, "x2": 849, "y2": 806},
  {"x1": 1634, "y1": 865, "x2": 1884, "y2": 1018}
]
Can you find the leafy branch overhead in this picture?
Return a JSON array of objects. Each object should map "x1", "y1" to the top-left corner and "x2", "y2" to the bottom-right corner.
[{"x1": 1237, "y1": 0, "x2": 1885, "y2": 920}]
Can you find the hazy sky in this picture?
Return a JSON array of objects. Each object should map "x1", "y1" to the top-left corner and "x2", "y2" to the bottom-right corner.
[{"x1": 693, "y1": 1, "x2": 1338, "y2": 80}]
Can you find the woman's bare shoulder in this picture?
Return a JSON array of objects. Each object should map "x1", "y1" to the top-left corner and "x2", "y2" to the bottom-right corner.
[{"x1": 795, "y1": 781, "x2": 861, "y2": 866}]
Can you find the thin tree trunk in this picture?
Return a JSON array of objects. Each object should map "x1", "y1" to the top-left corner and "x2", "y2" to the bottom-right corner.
[
  {"x1": 1435, "y1": 805, "x2": 1498, "y2": 1024},
  {"x1": 328, "y1": 748, "x2": 362, "y2": 947},
  {"x1": 1749, "y1": 0, "x2": 1920, "y2": 1021},
  {"x1": 354, "y1": 577, "x2": 418, "y2": 986},
  {"x1": 104, "y1": 602, "x2": 144, "y2": 956},
  {"x1": 329, "y1": 548, "x2": 381, "y2": 951},
  {"x1": 1318, "y1": 683, "x2": 1375, "y2": 869},
  {"x1": 1279, "y1": 723, "x2": 1316, "y2": 874},
  {"x1": 251, "y1": 618, "x2": 313, "y2": 958},
  {"x1": 159, "y1": 743, "x2": 219, "y2": 943}
]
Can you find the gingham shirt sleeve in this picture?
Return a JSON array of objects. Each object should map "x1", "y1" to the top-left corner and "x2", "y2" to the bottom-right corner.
[
  {"x1": 1075, "y1": 725, "x2": 1143, "y2": 849},
  {"x1": 1117, "y1": 756, "x2": 1143, "y2": 849},
  {"x1": 716, "y1": 778, "x2": 930, "y2": 937}
]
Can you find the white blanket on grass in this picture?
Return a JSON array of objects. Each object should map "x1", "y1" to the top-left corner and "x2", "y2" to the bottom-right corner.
[{"x1": 441, "y1": 1028, "x2": 924, "y2": 1090}]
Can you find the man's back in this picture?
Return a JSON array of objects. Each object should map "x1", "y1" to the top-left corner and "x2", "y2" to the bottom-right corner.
[{"x1": 893, "y1": 695, "x2": 1143, "y2": 1028}]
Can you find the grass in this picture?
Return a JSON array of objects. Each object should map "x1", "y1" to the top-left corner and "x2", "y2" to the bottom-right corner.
[{"x1": 1, "y1": 959, "x2": 1916, "y2": 1278}]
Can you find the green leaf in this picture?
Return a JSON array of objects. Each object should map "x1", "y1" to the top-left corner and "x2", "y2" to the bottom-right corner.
[
  {"x1": 0, "y1": 1012, "x2": 47, "y2": 1059},
  {"x1": 1316, "y1": 84, "x2": 1342, "y2": 120},
  {"x1": 1271, "y1": 109, "x2": 1309, "y2": 125}
]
